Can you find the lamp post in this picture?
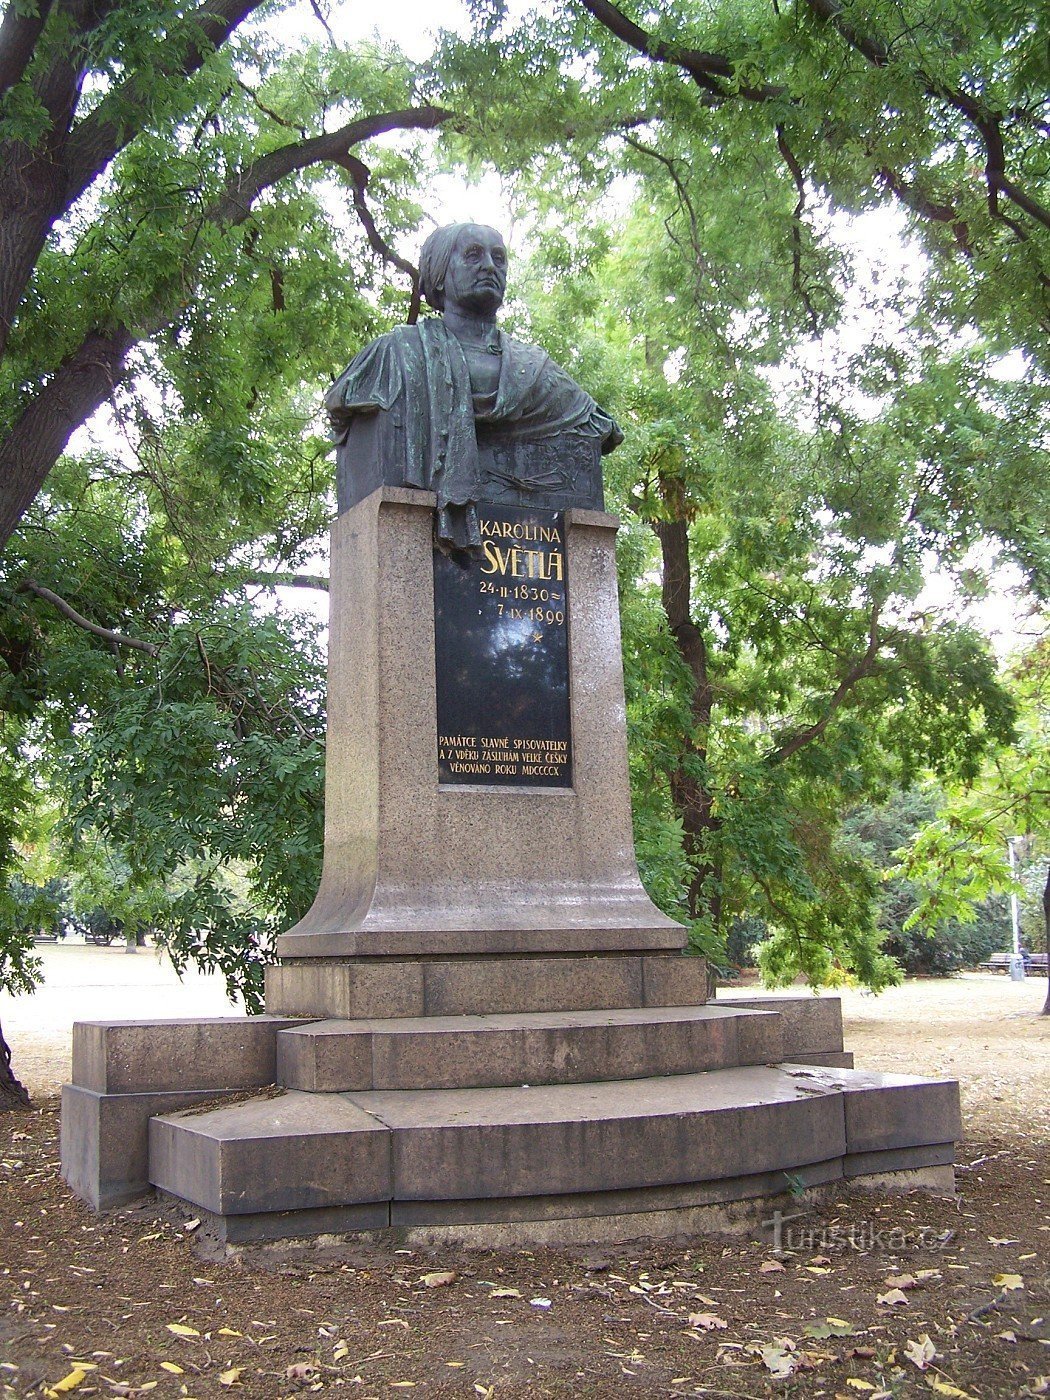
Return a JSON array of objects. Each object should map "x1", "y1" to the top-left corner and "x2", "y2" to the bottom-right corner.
[{"x1": 1007, "y1": 836, "x2": 1022, "y2": 958}]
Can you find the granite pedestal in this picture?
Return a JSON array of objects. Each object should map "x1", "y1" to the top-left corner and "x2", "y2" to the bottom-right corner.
[{"x1": 61, "y1": 488, "x2": 961, "y2": 1242}]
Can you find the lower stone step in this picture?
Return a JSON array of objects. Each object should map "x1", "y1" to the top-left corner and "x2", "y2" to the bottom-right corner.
[
  {"x1": 148, "y1": 1064, "x2": 960, "y2": 1231},
  {"x1": 275, "y1": 1004, "x2": 784, "y2": 1092}
]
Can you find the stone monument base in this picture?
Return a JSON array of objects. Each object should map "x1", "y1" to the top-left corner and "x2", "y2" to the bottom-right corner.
[{"x1": 61, "y1": 969, "x2": 961, "y2": 1247}]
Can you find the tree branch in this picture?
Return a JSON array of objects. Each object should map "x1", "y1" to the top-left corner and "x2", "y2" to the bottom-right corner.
[
  {"x1": 0, "y1": 104, "x2": 455, "y2": 549},
  {"x1": 335, "y1": 152, "x2": 422, "y2": 324},
  {"x1": 62, "y1": 0, "x2": 264, "y2": 207},
  {"x1": 579, "y1": 0, "x2": 1049, "y2": 244},
  {"x1": 0, "y1": 0, "x2": 56, "y2": 97},
  {"x1": 19, "y1": 578, "x2": 160, "y2": 655},
  {"x1": 769, "y1": 601, "x2": 883, "y2": 764},
  {"x1": 238, "y1": 571, "x2": 329, "y2": 592},
  {"x1": 776, "y1": 123, "x2": 819, "y2": 331},
  {"x1": 577, "y1": 0, "x2": 784, "y2": 101},
  {"x1": 801, "y1": 0, "x2": 1050, "y2": 235}
]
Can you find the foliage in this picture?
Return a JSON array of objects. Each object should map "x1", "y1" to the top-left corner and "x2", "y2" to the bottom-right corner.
[
  {"x1": 893, "y1": 634, "x2": 1050, "y2": 992},
  {"x1": 841, "y1": 791, "x2": 1010, "y2": 975},
  {"x1": 0, "y1": 0, "x2": 1048, "y2": 1107}
]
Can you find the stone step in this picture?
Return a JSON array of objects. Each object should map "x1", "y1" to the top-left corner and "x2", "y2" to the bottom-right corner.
[
  {"x1": 148, "y1": 1064, "x2": 961, "y2": 1227},
  {"x1": 265, "y1": 951, "x2": 711, "y2": 1020},
  {"x1": 275, "y1": 1004, "x2": 784, "y2": 1092}
]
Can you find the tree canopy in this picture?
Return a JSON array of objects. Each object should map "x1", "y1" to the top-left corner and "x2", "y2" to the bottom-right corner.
[{"x1": 1, "y1": 0, "x2": 1048, "y2": 1101}]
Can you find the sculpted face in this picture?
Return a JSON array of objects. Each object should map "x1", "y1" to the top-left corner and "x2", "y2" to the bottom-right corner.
[{"x1": 442, "y1": 224, "x2": 508, "y2": 316}]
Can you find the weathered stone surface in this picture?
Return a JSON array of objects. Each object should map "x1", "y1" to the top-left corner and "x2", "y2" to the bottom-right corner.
[
  {"x1": 266, "y1": 961, "x2": 425, "y2": 1019},
  {"x1": 61, "y1": 1085, "x2": 225, "y2": 1209},
  {"x1": 275, "y1": 1005, "x2": 781, "y2": 1092},
  {"x1": 844, "y1": 1141, "x2": 956, "y2": 1179},
  {"x1": 641, "y1": 955, "x2": 710, "y2": 1007},
  {"x1": 267, "y1": 952, "x2": 711, "y2": 1020},
  {"x1": 421, "y1": 955, "x2": 645, "y2": 1017},
  {"x1": 355, "y1": 1066, "x2": 846, "y2": 1202},
  {"x1": 275, "y1": 491, "x2": 684, "y2": 960},
  {"x1": 722, "y1": 996, "x2": 845, "y2": 1056},
  {"x1": 149, "y1": 1091, "x2": 391, "y2": 1216},
  {"x1": 786, "y1": 1050, "x2": 855, "y2": 1069},
  {"x1": 72, "y1": 1016, "x2": 302, "y2": 1095},
  {"x1": 779, "y1": 1064, "x2": 962, "y2": 1153}
]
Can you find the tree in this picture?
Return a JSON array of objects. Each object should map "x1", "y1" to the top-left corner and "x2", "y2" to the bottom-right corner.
[
  {"x1": 2, "y1": 0, "x2": 1048, "y2": 1108},
  {"x1": 895, "y1": 633, "x2": 1050, "y2": 1013}
]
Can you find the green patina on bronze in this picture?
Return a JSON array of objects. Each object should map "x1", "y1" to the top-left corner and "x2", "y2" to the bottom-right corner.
[{"x1": 326, "y1": 223, "x2": 621, "y2": 547}]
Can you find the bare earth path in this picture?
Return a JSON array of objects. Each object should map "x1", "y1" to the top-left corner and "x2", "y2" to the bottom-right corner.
[{"x1": 2, "y1": 965, "x2": 1048, "y2": 1400}]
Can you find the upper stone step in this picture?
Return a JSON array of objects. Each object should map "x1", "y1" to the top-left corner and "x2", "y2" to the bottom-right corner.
[{"x1": 275, "y1": 1004, "x2": 785, "y2": 1092}]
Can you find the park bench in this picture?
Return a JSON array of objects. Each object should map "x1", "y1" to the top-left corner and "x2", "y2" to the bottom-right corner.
[{"x1": 980, "y1": 951, "x2": 1048, "y2": 974}]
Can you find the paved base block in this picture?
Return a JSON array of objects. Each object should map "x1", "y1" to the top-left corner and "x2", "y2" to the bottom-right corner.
[
  {"x1": 149, "y1": 1092, "x2": 391, "y2": 1216},
  {"x1": 61, "y1": 1085, "x2": 229, "y2": 1208},
  {"x1": 72, "y1": 1016, "x2": 305, "y2": 1094},
  {"x1": 275, "y1": 1005, "x2": 781, "y2": 1092},
  {"x1": 266, "y1": 953, "x2": 710, "y2": 1019}
]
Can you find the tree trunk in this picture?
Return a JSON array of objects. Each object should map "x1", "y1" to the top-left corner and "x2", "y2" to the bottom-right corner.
[
  {"x1": 652, "y1": 482, "x2": 721, "y2": 929},
  {"x1": 1041, "y1": 862, "x2": 1049, "y2": 1017},
  {"x1": 0, "y1": 1017, "x2": 31, "y2": 1111}
]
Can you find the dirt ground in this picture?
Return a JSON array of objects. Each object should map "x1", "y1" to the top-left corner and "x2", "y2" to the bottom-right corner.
[{"x1": 1, "y1": 968, "x2": 1048, "y2": 1400}]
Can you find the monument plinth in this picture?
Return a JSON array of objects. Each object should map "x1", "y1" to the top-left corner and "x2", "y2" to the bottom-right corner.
[{"x1": 61, "y1": 222, "x2": 961, "y2": 1244}]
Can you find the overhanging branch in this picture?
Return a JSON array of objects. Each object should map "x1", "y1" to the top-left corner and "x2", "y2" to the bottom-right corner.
[{"x1": 19, "y1": 578, "x2": 160, "y2": 656}]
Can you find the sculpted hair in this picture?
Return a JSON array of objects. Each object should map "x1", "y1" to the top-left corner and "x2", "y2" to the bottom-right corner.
[{"x1": 419, "y1": 223, "x2": 503, "y2": 311}]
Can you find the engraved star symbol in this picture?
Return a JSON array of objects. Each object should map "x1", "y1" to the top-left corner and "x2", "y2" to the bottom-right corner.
[{"x1": 532, "y1": 631, "x2": 543, "y2": 642}]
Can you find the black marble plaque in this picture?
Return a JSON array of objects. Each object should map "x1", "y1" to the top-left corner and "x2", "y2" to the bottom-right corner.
[{"x1": 434, "y1": 503, "x2": 572, "y2": 787}]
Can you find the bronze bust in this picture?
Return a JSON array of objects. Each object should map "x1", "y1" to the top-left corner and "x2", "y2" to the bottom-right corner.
[{"x1": 326, "y1": 222, "x2": 622, "y2": 546}]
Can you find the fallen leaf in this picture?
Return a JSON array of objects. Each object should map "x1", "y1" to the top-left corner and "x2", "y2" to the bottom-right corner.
[
  {"x1": 158, "y1": 1362, "x2": 184, "y2": 1374},
  {"x1": 759, "y1": 1260, "x2": 785, "y2": 1273},
  {"x1": 421, "y1": 1270, "x2": 457, "y2": 1288},
  {"x1": 992, "y1": 1273, "x2": 1024, "y2": 1291},
  {"x1": 687, "y1": 1312, "x2": 727, "y2": 1331},
  {"x1": 216, "y1": 1328, "x2": 242, "y2": 1337},
  {"x1": 997, "y1": 1329, "x2": 1018, "y2": 1343},
  {"x1": 45, "y1": 1369, "x2": 87, "y2": 1397},
  {"x1": 876, "y1": 1288, "x2": 909, "y2": 1307},
  {"x1": 846, "y1": 1381, "x2": 877, "y2": 1392},
  {"x1": 925, "y1": 1379, "x2": 974, "y2": 1398},
  {"x1": 805, "y1": 1265, "x2": 831, "y2": 1275},
  {"x1": 759, "y1": 1344, "x2": 797, "y2": 1378},
  {"x1": 904, "y1": 1335, "x2": 938, "y2": 1371},
  {"x1": 285, "y1": 1363, "x2": 318, "y2": 1382},
  {"x1": 885, "y1": 1273, "x2": 917, "y2": 1290},
  {"x1": 489, "y1": 1288, "x2": 521, "y2": 1299},
  {"x1": 530, "y1": 1298, "x2": 552, "y2": 1309},
  {"x1": 165, "y1": 1324, "x2": 200, "y2": 1338},
  {"x1": 218, "y1": 1367, "x2": 243, "y2": 1387},
  {"x1": 805, "y1": 1318, "x2": 855, "y2": 1338},
  {"x1": 333, "y1": 1343, "x2": 349, "y2": 1362},
  {"x1": 988, "y1": 1237, "x2": 1018, "y2": 1246},
  {"x1": 390, "y1": 1385, "x2": 417, "y2": 1390}
]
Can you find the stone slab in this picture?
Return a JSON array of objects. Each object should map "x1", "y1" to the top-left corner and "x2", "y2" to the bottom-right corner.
[
  {"x1": 720, "y1": 996, "x2": 844, "y2": 1055},
  {"x1": 778, "y1": 1064, "x2": 962, "y2": 1152},
  {"x1": 71, "y1": 1016, "x2": 303, "y2": 1094},
  {"x1": 354, "y1": 1065, "x2": 846, "y2": 1201},
  {"x1": 275, "y1": 1005, "x2": 782, "y2": 1092},
  {"x1": 276, "y1": 923, "x2": 683, "y2": 958},
  {"x1": 787, "y1": 1050, "x2": 855, "y2": 1069},
  {"x1": 641, "y1": 955, "x2": 711, "y2": 1007},
  {"x1": 266, "y1": 961, "x2": 425, "y2": 1019},
  {"x1": 60, "y1": 1084, "x2": 226, "y2": 1209},
  {"x1": 266, "y1": 954, "x2": 709, "y2": 1020},
  {"x1": 844, "y1": 1141, "x2": 956, "y2": 1178},
  {"x1": 149, "y1": 1090, "x2": 391, "y2": 1216},
  {"x1": 421, "y1": 955, "x2": 646, "y2": 1017}
]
